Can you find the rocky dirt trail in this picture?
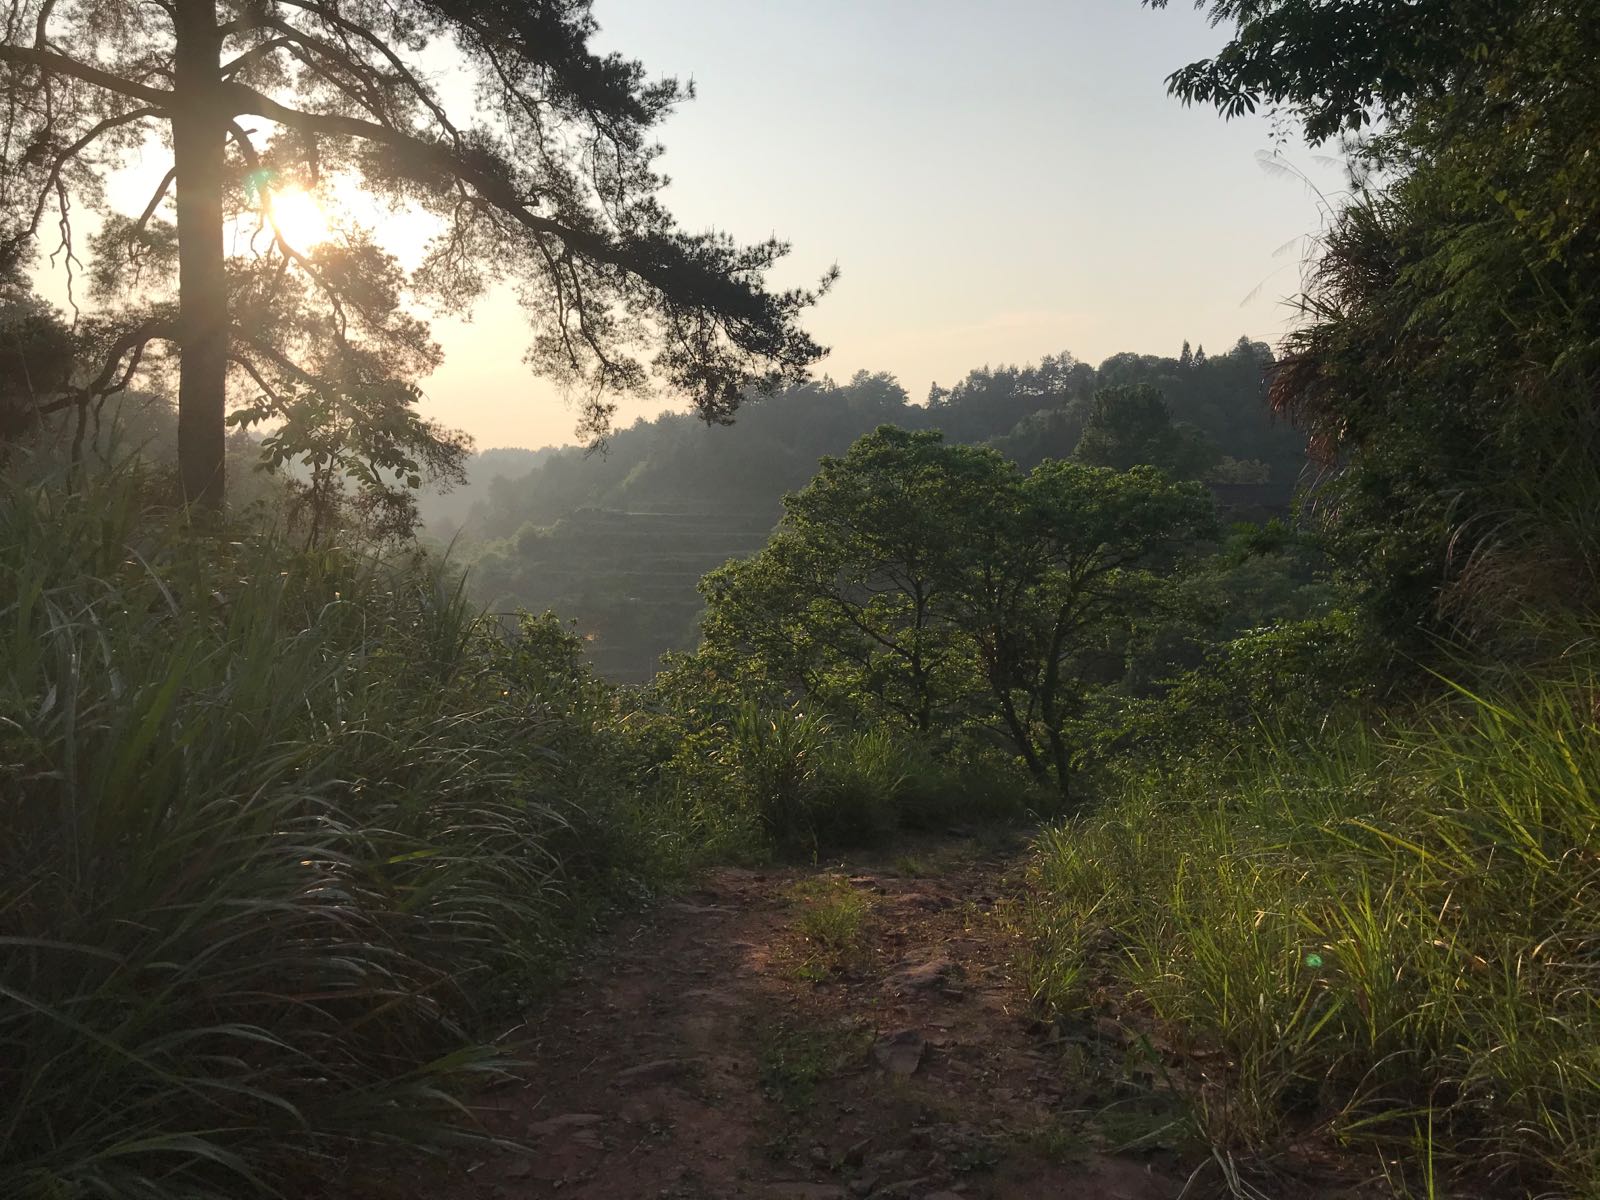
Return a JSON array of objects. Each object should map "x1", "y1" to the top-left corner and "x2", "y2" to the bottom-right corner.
[{"x1": 380, "y1": 831, "x2": 1191, "y2": 1200}]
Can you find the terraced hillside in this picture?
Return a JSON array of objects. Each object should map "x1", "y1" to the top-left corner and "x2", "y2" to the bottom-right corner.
[{"x1": 473, "y1": 506, "x2": 783, "y2": 681}]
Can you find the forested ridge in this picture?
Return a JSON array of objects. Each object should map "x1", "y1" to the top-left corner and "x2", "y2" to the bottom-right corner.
[
  {"x1": 447, "y1": 337, "x2": 1299, "y2": 680},
  {"x1": 4, "y1": 0, "x2": 1600, "y2": 1198}
]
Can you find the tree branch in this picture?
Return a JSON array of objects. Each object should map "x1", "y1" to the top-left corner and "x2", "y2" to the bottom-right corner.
[
  {"x1": 221, "y1": 36, "x2": 296, "y2": 80},
  {"x1": 131, "y1": 165, "x2": 177, "y2": 243},
  {"x1": 0, "y1": 45, "x2": 172, "y2": 108},
  {"x1": 220, "y1": 80, "x2": 628, "y2": 269},
  {"x1": 18, "y1": 107, "x2": 162, "y2": 257},
  {"x1": 270, "y1": 2, "x2": 462, "y2": 143},
  {"x1": 28, "y1": 318, "x2": 174, "y2": 419},
  {"x1": 230, "y1": 351, "x2": 290, "y2": 410},
  {"x1": 80, "y1": 318, "x2": 174, "y2": 398}
]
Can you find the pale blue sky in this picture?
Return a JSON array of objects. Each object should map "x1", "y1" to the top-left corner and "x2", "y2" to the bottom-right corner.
[{"x1": 426, "y1": 0, "x2": 1346, "y2": 448}]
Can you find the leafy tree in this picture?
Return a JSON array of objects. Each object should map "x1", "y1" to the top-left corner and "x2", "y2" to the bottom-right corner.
[
  {"x1": 235, "y1": 378, "x2": 466, "y2": 544},
  {"x1": 0, "y1": 263, "x2": 76, "y2": 444},
  {"x1": 698, "y1": 428, "x2": 1010, "y2": 735},
  {"x1": 956, "y1": 461, "x2": 1215, "y2": 798},
  {"x1": 1094, "y1": 351, "x2": 1166, "y2": 390},
  {"x1": 1073, "y1": 383, "x2": 1218, "y2": 480},
  {"x1": 0, "y1": 0, "x2": 828, "y2": 506},
  {"x1": 1119, "y1": 518, "x2": 1337, "y2": 699},
  {"x1": 925, "y1": 352, "x2": 1094, "y2": 444},
  {"x1": 1167, "y1": 0, "x2": 1600, "y2": 641},
  {"x1": 1147, "y1": 0, "x2": 1521, "y2": 143},
  {"x1": 696, "y1": 427, "x2": 1216, "y2": 800},
  {"x1": 983, "y1": 402, "x2": 1093, "y2": 472}
]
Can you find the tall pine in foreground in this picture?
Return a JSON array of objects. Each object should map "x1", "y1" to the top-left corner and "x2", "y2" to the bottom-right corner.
[{"x1": 1, "y1": 0, "x2": 830, "y2": 505}]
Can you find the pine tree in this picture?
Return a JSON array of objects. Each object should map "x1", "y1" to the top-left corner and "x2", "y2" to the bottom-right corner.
[{"x1": 1, "y1": 1, "x2": 829, "y2": 506}]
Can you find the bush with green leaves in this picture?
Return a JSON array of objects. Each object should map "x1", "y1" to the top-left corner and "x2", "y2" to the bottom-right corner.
[
  {"x1": 1161, "y1": 0, "x2": 1600, "y2": 651},
  {"x1": 638, "y1": 686, "x2": 1046, "y2": 859},
  {"x1": 1113, "y1": 608, "x2": 1386, "y2": 770},
  {"x1": 708, "y1": 703, "x2": 905, "y2": 856}
]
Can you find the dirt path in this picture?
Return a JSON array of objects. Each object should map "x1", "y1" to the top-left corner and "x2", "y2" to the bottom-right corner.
[{"x1": 383, "y1": 832, "x2": 1188, "y2": 1200}]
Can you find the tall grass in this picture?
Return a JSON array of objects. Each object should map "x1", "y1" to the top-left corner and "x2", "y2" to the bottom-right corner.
[
  {"x1": 696, "y1": 702, "x2": 1039, "y2": 857},
  {"x1": 0, "y1": 474, "x2": 640, "y2": 1197},
  {"x1": 716, "y1": 703, "x2": 902, "y2": 853},
  {"x1": 1027, "y1": 674, "x2": 1600, "y2": 1195}
]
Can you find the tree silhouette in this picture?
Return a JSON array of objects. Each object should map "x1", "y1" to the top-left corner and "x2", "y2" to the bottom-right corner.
[
  {"x1": 1, "y1": 0, "x2": 831, "y2": 505},
  {"x1": 1075, "y1": 383, "x2": 1218, "y2": 479},
  {"x1": 1146, "y1": 0, "x2": 1520, "y2": 143}
]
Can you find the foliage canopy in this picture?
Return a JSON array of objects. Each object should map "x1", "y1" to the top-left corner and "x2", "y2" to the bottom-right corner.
[
  {"x1": 695, "y1": 426, "x2": 1216, "y2": 800},
  {"x1": 0, "y1": 0, "x2": 828, "y2": 505}
]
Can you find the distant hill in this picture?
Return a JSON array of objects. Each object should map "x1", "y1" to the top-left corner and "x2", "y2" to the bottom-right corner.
[
  {"x1": 456, "y1": 340, "x2": 1303, "y2": 680},
  {"x1": 415, "y1": 446, "x2": 558, "y2": 538}
]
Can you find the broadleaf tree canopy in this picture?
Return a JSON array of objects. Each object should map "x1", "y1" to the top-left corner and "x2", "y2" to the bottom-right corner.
[
  {"x1": 1147, "y1": 0, "x2": 1522, "y2": 143},
  {"x1": 695, "y1": 426, "x2": 1218, "y2": 801}
]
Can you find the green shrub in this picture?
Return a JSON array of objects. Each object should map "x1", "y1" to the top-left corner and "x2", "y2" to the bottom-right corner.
[
  {"x1": 899, "y1": 739, "x2": 1048, "y2": 828},
  {"x1": 723, "y1": 701, "x2": 832, "y2": 853},
  {"x1": 1117, "y1": 610, "x2": 1384, "y2": 768},
  {"x1": 711, "y1": 704, "x2": 903, "y2": 855},
  {"x1": 807, "y1": 728, "x2": 907, "y2": 848},
  {"x1": 686, "y1": 702, "x2": 1047, "y2": 856},
  {"x1": 1026, "y1": 671, "x2": 1600, "y2": 1194}
]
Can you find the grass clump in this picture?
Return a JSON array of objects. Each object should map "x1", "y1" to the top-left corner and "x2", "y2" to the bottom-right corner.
[
  {"x1": 755, "y1": 1018, "x2": 873, "y2": 1111},
  {"x1": 696, "y1": 704, "x2": 906, "y2": 856},
  {"x1": 787, "y1": 875, "x2": 871, "y2": 977},
  {"x1": 0, "y1": 475, "x2": 684, "y2": 1199},
  {"x1": 727, "y1": 704, "x2": 927, "y2": 853},
  {"x1": 1026, "y1": 672, "x2": 1600, "y2": 1195}
]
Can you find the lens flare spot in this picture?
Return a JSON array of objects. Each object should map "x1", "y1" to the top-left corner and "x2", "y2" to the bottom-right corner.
[{"x1": 268, "y1": 186, "x2": 332, "y2": 250}]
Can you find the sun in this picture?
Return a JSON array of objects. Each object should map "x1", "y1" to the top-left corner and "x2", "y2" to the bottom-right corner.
[{"x1": 267, "y1": 186, "x2": 333, "y2": 251}]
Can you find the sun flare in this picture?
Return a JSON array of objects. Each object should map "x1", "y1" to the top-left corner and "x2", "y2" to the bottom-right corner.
[{"x1": 267, "y1": 186, "x2": 333, "y2": 251}]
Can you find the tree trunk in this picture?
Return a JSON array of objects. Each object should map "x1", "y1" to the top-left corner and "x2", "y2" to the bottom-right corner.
[
  {"x1": 996, "y1": 686, "x2": 1046, "y2": 784},
  {"x1": 1037, "y1": 610, "x2": 1075, "y2": 806},
  {"x1": 1045, "y1": 722, "x2": 1073, "y2": 807},
  {"x1": 172, "y1": 0, "x2": 228, "y2": 508},
  {"x1": 983, "y1": 645, "x2": 1047, "y2": 782}
]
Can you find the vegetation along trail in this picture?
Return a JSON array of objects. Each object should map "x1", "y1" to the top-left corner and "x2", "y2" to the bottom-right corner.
[
  {"x1": 369, "y1": 834, "x2": 1188, "y2": 1200},
  {"x1": 9, "y1": 0, "x2": 1599, "y2": 1197}
]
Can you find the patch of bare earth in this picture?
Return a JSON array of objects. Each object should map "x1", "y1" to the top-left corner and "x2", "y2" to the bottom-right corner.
[{"x1": 365, "y1": 832, "x2": 1190, "y2": 1200}]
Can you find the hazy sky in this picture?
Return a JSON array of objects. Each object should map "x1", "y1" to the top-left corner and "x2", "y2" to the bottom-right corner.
[
  {"x1": 47, "y1": 1, "x2": 1349, "y2": 452},
  {"x1": 422, "y1": 0, "x2": 1347, "y2": 450}
]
